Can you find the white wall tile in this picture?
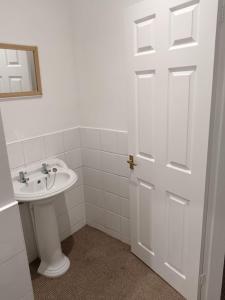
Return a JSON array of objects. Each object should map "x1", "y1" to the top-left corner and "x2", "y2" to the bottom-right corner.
[
  {"x1": 116, "y1": 132, "x2": 128, "y2": 155},
  {"x1": 101, "y1": 152, "x2": 129, "y2": 177},
  {"x1": 65, "y1": 185, "x2": 84, "y2": 209},
  {"x1": 86, "y1": 204, "x2": 105, "y2": 227},
  {"x1": 69, "y1": 203, "x2": 85, "y2": 226},
  {"x1": 121, "y1": 197, "x2": 129, "y2": 218},
  {"x1": 71, "y1": 219, "x2": 86, "y2": 235},
  {"x1": 23, "y1": 137, "x2": 45, "y2": 164},
  {"x1": 58, "y1": 185, "x2": 86, "y2": 240},
  {"x1": 121, "y1": 217, "x2": 130, "y2": 244},
  {"x1": 83, "y1": 167, "x2": 102, "y2": 189},
  {"x1": 57, "y1": 213, "x2": 71, "y2": 240},
  {"x1": 54, "y1": 153, "x2": 66, "y2": 162},
  {"x1": 88, "y1": 222, "x2": 105, "y2": 234},
  {"x1": 0, "y1": 204, "x2": 25, "y2": 264},
  {"x1": 65, "y1": 148, "x2": 82, "y2": 170},
  {"x1": 102, "y1": 172, "x2": 119, "y2": 195},
  {"x1": 58, "y1": 215, "x2": 86, "y2": 241},
  {"x1": 85, "y1": 186, "x2": 104, "y2": 207},
  {"x1": 103, "y1": 227, "x2": 121, "y2": 241},
  {"x1": 104, "y1": 191, "x2": 121, "y2": 215},
  {"x1": 83, "y1": 148, "x2": 101, "y2": 170},
  {"x1": 104, "y1": 211, "x2": 121, "y2": 233},
  {"x1": 63, "y1": 128, "x2": 80, "y2": 151},
  {"x1": 119, "y1": 177, "x2": 129, "y2": 198},
  {"x1": 0, "y1": 251, "x2": 33, "y2": 300},
  {"x1": 7, "y1": 141, "x2": 24, "y2": 169},
  {"x1": 101, "y1": 152, "x2": 118, "y2": 174},
  {"x1": 81, "y1": 128, "x2": 100, "y2": 149},
  {"x1": 74, "y1": 167, "x2": 83, "y2": 187},
  {"x1": 44, "y1": 132, "x2": 64, "y2": 158},
  {"x1": 100, "y1": 129, "x2": 128, "y2": 155},
  {"x1": 100, "y1": 130, "x2": 117, "y2": 153},
  {"x1": 116, "y1": 154, "x2": 130, "y2": 177},
  {"x1": 85, "y1": 203, "x2": 93, "y2": 224}
]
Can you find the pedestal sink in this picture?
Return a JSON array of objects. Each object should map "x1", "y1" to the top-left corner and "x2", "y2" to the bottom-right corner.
[{"x1": 12, "y1": 158, "x2": 78, "y2": 278}]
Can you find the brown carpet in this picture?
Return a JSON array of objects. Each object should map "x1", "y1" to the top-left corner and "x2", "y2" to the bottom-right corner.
[{"x1": 30, "y1": 226, "x2": 184, "y2": 300}]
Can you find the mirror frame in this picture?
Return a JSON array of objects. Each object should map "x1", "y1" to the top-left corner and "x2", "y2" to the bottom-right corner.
[{"x1": 0, "y1": 43, "x2": 42, "y2": 99}]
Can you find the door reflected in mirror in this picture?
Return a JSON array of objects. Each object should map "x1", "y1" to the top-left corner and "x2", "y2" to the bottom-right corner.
[{"x1": 0, "y1": 43, "x2": 42, "y2": 98}]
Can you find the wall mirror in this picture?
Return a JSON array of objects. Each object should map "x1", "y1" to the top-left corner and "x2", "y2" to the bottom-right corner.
[{"x1": 0, "y1": 43, "x2": 42, "y2": 98}]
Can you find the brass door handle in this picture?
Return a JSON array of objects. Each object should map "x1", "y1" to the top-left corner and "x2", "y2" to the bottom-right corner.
[{"x1": 127, "y1": 155, "x2": 137, "y2": 170}]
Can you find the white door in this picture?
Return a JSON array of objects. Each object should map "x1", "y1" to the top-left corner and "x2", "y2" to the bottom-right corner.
[
  {"x1": 0, "y1": 49, "x2": 32, "y2": 93},
  {"x1": 127, "y1": 0, "x2": 219, "y2": 299}
]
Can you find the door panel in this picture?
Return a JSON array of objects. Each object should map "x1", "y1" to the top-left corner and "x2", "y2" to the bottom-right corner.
[
  {"x1": 138, "y1": 181, "x2": 155, "y2": 255},
  {"x1": 0, "y1": 49, "x2": 32, "y2": 93},
  {"x1": 127, "y1": 0, "x2": 219, "y2": 299},
  {"x1": 167, "y1": 66, "x2": 195, "y2": 173},
  {"x1": 165, "y1": 192, "x2": 189, "y2": 280},
  {"x1": 137, "y1": 70, "x2": 156, "y2": 159},
  {"x1": 170, "y1": 1, "x2": 199, "y2": 49}
]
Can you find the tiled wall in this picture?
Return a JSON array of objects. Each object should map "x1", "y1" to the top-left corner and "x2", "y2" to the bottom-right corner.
[
  {"x1": 7, "y1": 126, "x2": 130, "y2": 262},
  {"x1": 0, "y1": 202, "x2": 34, "y2": 299},
  {"x1": 81, "y1": 127, "x2": 130, "y2": 244},
  {"x1": 7, "y1": 127, "x2": 85, "y2": 262}
]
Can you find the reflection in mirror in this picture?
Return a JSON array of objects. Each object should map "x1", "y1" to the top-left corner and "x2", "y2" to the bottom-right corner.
[{"x1": 0, "y1": 44, "x2": 42, "y2": 98}]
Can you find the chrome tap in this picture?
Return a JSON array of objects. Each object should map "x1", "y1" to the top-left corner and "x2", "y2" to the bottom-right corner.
[
  {"x1": 19, "y1": 171, "x2": 29, "y2": 184},
  {"x1": 41, "y1": 163, "x2": 50, "y2": 175}
]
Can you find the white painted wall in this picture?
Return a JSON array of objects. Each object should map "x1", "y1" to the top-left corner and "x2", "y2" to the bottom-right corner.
[
  {"x1": 0, "y1": 0, "x2": 79, "y2": 143},
  {"x1": 72, "y1": 0, "x2": 142, "y2": 131},
  {"x1": 0, "y1": 111, "x2": 13, "y2": 206},
  {"x1": 0, "y1": 0, "x2": 142, "y2": 138},
  {"x1": 0, "y1": 110, "x2": 33, "y2": 299}
]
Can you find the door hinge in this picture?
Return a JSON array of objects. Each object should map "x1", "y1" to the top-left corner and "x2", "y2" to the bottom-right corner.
[{"x1": 199, "y1": 273, "x2": 206, "y2": 287}]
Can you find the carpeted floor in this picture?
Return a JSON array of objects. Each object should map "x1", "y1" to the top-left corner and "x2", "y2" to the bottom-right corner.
[{"x1": 30, "y1": 226, "x2": 184, "y2": 300}]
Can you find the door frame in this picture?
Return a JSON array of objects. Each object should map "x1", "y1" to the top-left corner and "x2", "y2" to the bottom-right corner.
[{"x1": 201, "y1": 1, "x2": 225, "y2": 299}]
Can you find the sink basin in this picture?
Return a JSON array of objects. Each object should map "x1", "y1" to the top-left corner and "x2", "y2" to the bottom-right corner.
[
  {"x1": 12, "y1": 158, "x2": 78, "y2": 278},
  {"x1": 12, "y1": 158, "x2": 77, "y2": 202}
]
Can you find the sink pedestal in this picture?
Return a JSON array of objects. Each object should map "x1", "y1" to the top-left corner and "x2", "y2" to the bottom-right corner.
[
  {"x1": 12, "y1": 158, "x2": 77, "y2": 278},
  {"x1": 30, "y1": 198, "x2": 70, "y2": 278}
]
